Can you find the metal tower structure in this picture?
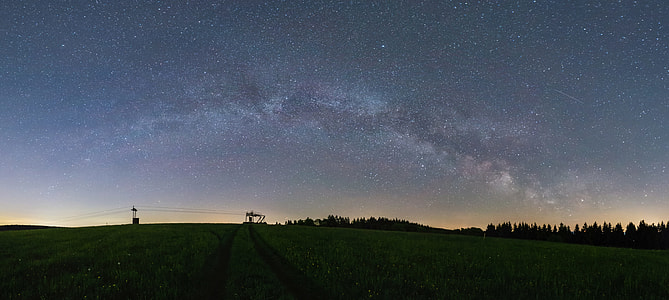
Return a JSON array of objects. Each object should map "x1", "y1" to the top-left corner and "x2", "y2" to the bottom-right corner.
[
  {"x1": 131, "y1": 206, "x2": 139, "y2": 224},
  {"x1": 244, "y1": 211, "x2": 266, "y2": 224}
]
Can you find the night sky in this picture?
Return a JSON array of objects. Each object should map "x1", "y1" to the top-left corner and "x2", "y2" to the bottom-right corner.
[{"x1": 2, "y1": 1, "x2": 668, "y2": 228}]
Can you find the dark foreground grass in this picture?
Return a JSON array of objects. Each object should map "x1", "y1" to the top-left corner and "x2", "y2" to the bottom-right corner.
[
  {"x1": 224, "y1": 225, "x2": 294, "y2": 299},
  {"x1": 4, "y1": 224, "x2": 669, "y2": 299},
  {"x1": 253, "y1": 225, "x2": 669, "y2": 299},
  {"x1": 0, "y1": 224, "x2": 238, "y2": 299}
]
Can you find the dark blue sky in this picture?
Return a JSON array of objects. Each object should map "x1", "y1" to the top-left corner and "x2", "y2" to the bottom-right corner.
[{"x1": 1, "y1": 1, "x2": 667, "y2": 227}]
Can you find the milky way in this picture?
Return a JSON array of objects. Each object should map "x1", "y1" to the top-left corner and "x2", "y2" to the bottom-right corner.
[{"x1": 1, "y1": 1, "x2": 668, "y2": 227}]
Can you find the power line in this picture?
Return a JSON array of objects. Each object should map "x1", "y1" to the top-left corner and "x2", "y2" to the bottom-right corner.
[
  {"x1": 138, "y1": 205, "x2": 245, "y2": 216},
  {"x1": 49, "y1": 206, "x2": 129, "y2": 223},
  {"x1": 45, "y1": 205, "x2": 246, "y2": 225}
]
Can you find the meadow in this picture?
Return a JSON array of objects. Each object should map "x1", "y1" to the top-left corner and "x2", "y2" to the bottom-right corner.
[
  {"x1": 0, "y1": 224, "x2": 236, "y2": 299},
  {"x1": 255, "y1": 225, "x2": 669, "y2": 299},
  {"x1": 2, "y1": 224, "x2": 669, "y2": 299}
]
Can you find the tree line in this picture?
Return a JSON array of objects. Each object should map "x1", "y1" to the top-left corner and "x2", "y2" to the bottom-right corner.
[
  {"x1": 284, "y1": 215, "x2": 669, "y2": 250},
  {"x1": 485, "y1": 220, "x2": 669, "y2": 249},
  {"x1": 285, "y1": 215, "x2": 433, "y2": 232},
  {"x1": 0, "y1": 225, "x2": 57, "y2": 231},
  {"x1": 285, "y1": 215, "x2": 484, "y2": 236}
]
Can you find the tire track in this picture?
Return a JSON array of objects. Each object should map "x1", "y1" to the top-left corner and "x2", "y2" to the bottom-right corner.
[
  {"x1": 247, "y1": 225, "x2": 333, "y2": 300},
  {"x1": 199, "y1": 225, "x2": 240, "y2": 299},
  {"x1": 224, "y1": 225, "x2": 295, "y2": 299}
]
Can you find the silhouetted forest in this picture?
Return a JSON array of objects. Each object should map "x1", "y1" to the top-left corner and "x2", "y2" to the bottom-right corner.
[
  {"x1": 285, "y1": 216, "x2": 669, "y2": 250},
  {"x1": 485, "y1": 220, "x2": 669, "y2": 250},
  {"x1": 285, "y1": 215, "x2": 484, "y2": 236},
  {"x1": 0, "y1": 225, "x2": 57, "y2": 231}
]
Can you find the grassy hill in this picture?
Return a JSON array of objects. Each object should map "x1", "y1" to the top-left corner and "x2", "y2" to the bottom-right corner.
[{"x1": 2, "y1": 224, "x2": 668, "y2": 299}]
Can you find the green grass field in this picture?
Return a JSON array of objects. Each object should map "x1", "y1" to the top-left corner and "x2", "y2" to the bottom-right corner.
[{"x1": 2, "y1": 224, "x2": 669, "y2": 299}]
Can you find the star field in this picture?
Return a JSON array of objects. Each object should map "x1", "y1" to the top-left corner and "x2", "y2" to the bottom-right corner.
[{"x1": 1, "y1": 1, "x2": 668, "y2": 227}]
